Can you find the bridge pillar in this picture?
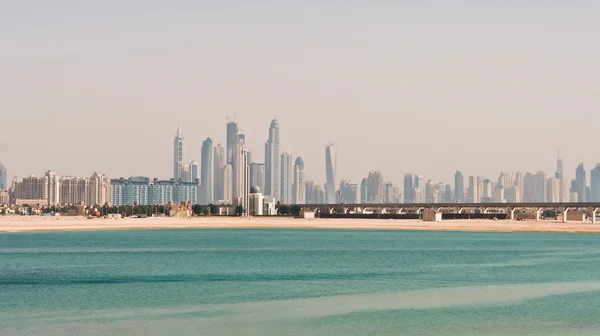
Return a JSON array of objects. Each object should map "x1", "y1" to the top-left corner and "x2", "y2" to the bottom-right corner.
[
  {"x1": 328, "y1": 207, "x2": 334, "y2": 214},
  {"x1": 397, "y1": 207, "x2": 404, "y2": 214},
  {"x1": 416, "y1": 207, "x2": 425, "y2": 215},
  {"x1": 508, "y1": 207, "x2": 515, "y2": 221},
  {"x1": 457, "y1": 207, "x2": 463, "y2": 214},
  {"x1": 483, "y1": 207, "x2": 490, "y2": 214},
  {"x1": 535, "y1": 208, "x2": 543, "y2": 222},
  {"x1": 589, "y1": 207, "x2": 598, "y2": 224},
  {"x1": 562, "y1": 207, "x2": 569, "y2": 223}
]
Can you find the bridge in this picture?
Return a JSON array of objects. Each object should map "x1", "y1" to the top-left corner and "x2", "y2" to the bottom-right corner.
[{"x1": 289, "y1": 202, "x2": 600, "y2": 223}]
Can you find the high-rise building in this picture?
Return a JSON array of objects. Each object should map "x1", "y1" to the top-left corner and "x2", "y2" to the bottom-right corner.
[
  {"x1": 249, "y1": 163, "x2": 266, "y2": 194},
  {"x1": 325, "y1": 143, "x2": 337, "y2": 204},
  {"x1": 213, "y1": 144, "x2": 225, "y2": 202},
  {"x1": 491, "y1": 184, "x2": 504, "y2": 202},
  {"x1": 0, "y1": 160, "x2": 7, "y2": 190},
  {"x1": 514, "y1": 172, "x2": 524, "y2": 202},
  {"x1": 555, "y1": 150, "x2": 563, "y2": 180},
  {"x1": 404, "y1": 174, "x2": 413, "y2": 203},
  {"x1": 223, "y1": 164, "x2": 233, "y2": 204},
  {"x1": 559, "y1": 179, "x2": 571, "y2": 202},
  {"x1": 454, "y1": 171, "x2": 464, "y2": 202},
  {"x1": 468, "y1": 175, "x2": 481, "y2": 203},
  {"x1": 360, "y1": 178, "x2": 368, "y2": 203},
  {"x1": 173, "y1": 125, "x2": 184, "y2": 181},
  {"x1": 482, "y1": 179, "x2": 493, "y2": 200},
  {"x1": 498, "y1": 172, "x2": 513, "y2": 189},
  {"x1": 189, "y1": 162, "x2": 200, "y2": 183},
  {"x1": 264, "y1": 120, "x2": 281, "y2": 200},
  {"x1": 200, "y1": 138, "x2": 214, "y2": 205},
  {"x1": 383, "y1": 182, "x2": 394, "y2": 203},
  {"x1": 574, "y1": 163, "x2": 587, "y2": 202},
  {"x1": 339, "y1": 180, "x2": 359, "y2": 204},
  {"x1": 366, "y1": 170, "x2": 384, "y2": 203},
  {"x1": 546, "y1": 177, "x2": 560, "y2": 203},
  {"x1": 534, "y1": 171, "x2": 546, "y2": 202},
  {"x1": 233, "y1": 136, "x2": 248, "y2": 203},
  {"x1": 182, "y1": 164, "x2": 191, "y2": 182},
  {"x1": 280, "y1": 152, "x2": 293, "y2": 204},
  {"x1": 292, "y1": 157, "x2": 305, "y2": 204},
  {"x1": 590, "y1": 164, "x2": 600, "y2": 202},
  {"x1": 393, "y1": 186, "x2": 403, "y2": 203}
]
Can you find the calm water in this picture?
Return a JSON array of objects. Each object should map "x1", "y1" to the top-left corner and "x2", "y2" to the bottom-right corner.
[{"x1": 1, "y1": 229, "x2": 600, "y2": 335}]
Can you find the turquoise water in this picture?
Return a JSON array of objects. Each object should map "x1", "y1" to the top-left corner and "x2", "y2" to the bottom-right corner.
[{"x1": 1, "y1": 229, "x2": 600, "y2": 335}]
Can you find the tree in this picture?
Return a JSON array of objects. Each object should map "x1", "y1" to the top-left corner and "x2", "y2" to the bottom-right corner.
[
  {"x1": 235, "y1": 205, "x2": 244, "y2": 216},
  {"x1": 278, "y1": 205, "x2": 291, "y2": 216},
  {"x1": 209, "y1": 204, "x2": 218, "y2": 216}
]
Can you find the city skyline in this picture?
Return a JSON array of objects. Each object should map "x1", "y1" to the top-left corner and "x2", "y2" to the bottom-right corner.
[{"x1": 2, "y1": 2, "x2": 599, "y2": 185}]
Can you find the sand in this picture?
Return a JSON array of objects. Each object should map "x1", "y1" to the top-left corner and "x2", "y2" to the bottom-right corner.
[{"x1": 0, "y1": 216, "x2": 599, "y2": 233}]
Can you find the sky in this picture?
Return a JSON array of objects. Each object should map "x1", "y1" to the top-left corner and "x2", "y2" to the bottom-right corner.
[{"x1": 1, "y1": 1, "x2": 599, "y2": 185}]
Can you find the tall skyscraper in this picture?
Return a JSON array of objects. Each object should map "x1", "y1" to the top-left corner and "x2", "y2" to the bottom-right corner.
[
  {"x1": 468, "y1": 175, "x2": 481, "y2": 203},
  {"x1": 280, "y1": 152, "x2": 293, "y2": 204},
  {"x1": 383, "y1": 182, "x2": 394, "y2": 203},
  {"x1": 360, "y1": 178, "x2": 368, "y2": 203},
  {"x1": 223, "y1": 164, "x2": 233, "y2": 203},
  {"x1": 546, "y1": 177, "x2": 560, "y2": 203},
  {"x1": 590, "y1": 164, "x2": 600, "y2": 202},
  {"x1": 226, "y1": 120, "x2": 239, "y2": 165},
  {"x1": 404, "y1": 174, "x2": 413, "y2": 203},
  {"x1": 534, "y1": 171, "x2": 546, "y2": 202},
  {"x1": 325, "y1": 143, "x2": 337, "y2": 204},
  {"x1": 454, "y1": 171, "x2": 464, "y2": 202},
  {"x1": 173, "y1": 125, "x2": 184, "y2": 181},
  {"x1": 293, "y1": 157, "x2": 305, "y2": 204},
  {"x1": 264, "y1": 119, "x2": 281, "y2": 200},
  {"x1": 555, "y1": 149, "x2": 563, "y2": 180},
  {"x1": 0, "y1": 160, "x2": 6, "y2": 191},
  {"x1": 249, "y1": 163, "x2": 266, "y2": 193},
  {"x1": 574, "y1": 163, "x2": 587, "y2": 202},
  {"x1": 367, "y1": 170, "x2": 384, "y2": 203},
  {"x1": 200, "y1": 138, "x2": 214, "y2": 205},
  {"x1": 213, "y1": 144, "x2": 225, "y2": 202},
  {"x1": 233, "y1": 135, "x2": 247, "y2": 201}
]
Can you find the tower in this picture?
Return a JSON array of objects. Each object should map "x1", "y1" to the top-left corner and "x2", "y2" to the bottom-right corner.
[
  {"x1": 264, "y1": 119, "x2": 281, "y2": 200},
  {"x1": 325, "y1": 143, "x2": 337, "y2": 204},
  {"x1": 173, "y1": 125, "x2": 184, "y2": 181},
  {"x1": 200, "y1": 138, "x2": 214, "y2": 204}
]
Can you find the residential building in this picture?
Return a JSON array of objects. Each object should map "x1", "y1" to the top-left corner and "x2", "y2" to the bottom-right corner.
[
  {"x1": 264, "y1": 119, "x2": 281, "y2": 200},
  {"x1": 173, "y1": 125, "x2": 184, "y2": 181},
  {"x1": 292, "y1": 157, "x2": 305, "y2": 204},
  {"x1": 280, "y1": 152, "x2": 293, "y2": 204}
]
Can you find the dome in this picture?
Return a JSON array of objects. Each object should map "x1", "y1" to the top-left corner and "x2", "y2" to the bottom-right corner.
[
  {"x1": 250, "y1": 185, "x2": 261, "y2": 194},
  {"x1": 270, "y1": 119, "x2": 279, "y2": 128}
]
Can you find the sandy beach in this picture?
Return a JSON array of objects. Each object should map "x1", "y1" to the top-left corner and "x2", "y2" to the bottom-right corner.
[{"x1": 0, "y1": 216, "x2": 599, "y2": 233}]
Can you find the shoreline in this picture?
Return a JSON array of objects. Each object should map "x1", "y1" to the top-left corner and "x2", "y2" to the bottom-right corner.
[{"x1": 1, "y1": 216, "x2": 600, "y2": 234}]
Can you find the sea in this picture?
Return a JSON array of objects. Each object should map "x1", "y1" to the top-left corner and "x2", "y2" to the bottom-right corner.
[{"x1": 1, "y1": 228, "x2": 600, "y2": 335}]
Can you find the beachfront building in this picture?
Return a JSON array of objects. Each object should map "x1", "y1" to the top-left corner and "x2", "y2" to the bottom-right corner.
[{"x1": 111, "y1": 177, "x2": 198, "y2": 206}]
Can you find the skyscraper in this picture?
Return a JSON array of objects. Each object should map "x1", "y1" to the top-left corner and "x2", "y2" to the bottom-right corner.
[
  {"x1": 213, "y1": 144, "x2": 225, "y2": 202},
  {"x1": 324, "y1": 143, "x2": 337, "y2": 204},
  {"x1": 367, "y1": 170, "x2": 384, "y2": 203},
  {"x1": 383, "y1": 182, "x2": 394, "y2": 203},
  {"x1": 360, "y1": 178, "x2": 368, "y2": 203},
  {"x1": 264, "y1": 120, "x2": 280, "y2": 200},
  {"x1": 404, "y1": 174, "x2": 413, "y2": 203},
  {"x1": 233, "y1": 135, "x2": 247, "y2": 201},
  {"x1": 249, "y1": 163, "x2": 266, "y2": 193},
  {"x1": 590, "y1": 164, "x2": 600, "y2": 202},
  {"x1": 546, "y1": 177, "x2": 560, "y2": 203},
  {"x1": 293, "y1": 157, "x2": 305, "y2": 204},
  {"x1": 223, "y1": 164, "x2": 233, "y2": 204},
  {"x1": 226, "y1": 120, "x2": 239, "y2": 165},
  {"x1": 454, "y1": 171, "x2": 464, "y2": 202},
  {"x1": 0, "y1": 160, "x2": 6, "y2": 190},
  {"x1": 200, "y1": 138, "x2": 214, "y2": 205},
  {"x1": 173, "y1": 125, "x2": 184, "y2": 181},
  {"x1": 555, "y1": 149, "x2": 563, "y2": 180},
  {"x1": 574, "y1": 163, "x2": 587, "y2": 202},
  {"x1": 189, "y1": 161, "x2": 200, "y2": 183},
  {"x1": 280, "y1": 152, "x2": 293, "y2": 204}
]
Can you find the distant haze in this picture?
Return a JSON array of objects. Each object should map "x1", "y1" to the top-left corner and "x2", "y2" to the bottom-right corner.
[{"x1": 1, "y1": 1, "x2": 599, "y2": 184}]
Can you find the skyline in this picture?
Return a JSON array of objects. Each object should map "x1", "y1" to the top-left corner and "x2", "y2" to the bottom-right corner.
[{"x1": 2, "y1": 2, "x2": 600, "y2": 183}]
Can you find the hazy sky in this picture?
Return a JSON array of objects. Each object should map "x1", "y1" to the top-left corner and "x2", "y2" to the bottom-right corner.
[{"x1": 1, "y1": 1, "x2": 599, "y2": 185}]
